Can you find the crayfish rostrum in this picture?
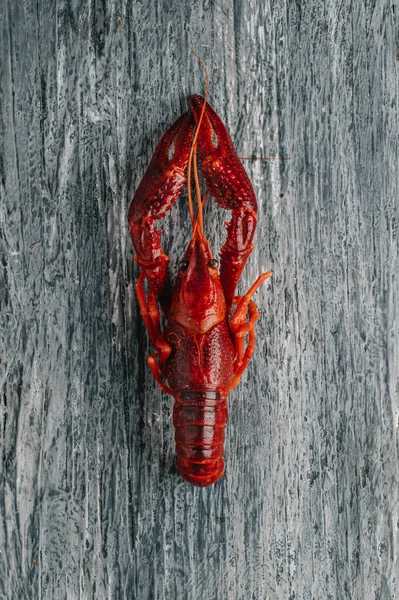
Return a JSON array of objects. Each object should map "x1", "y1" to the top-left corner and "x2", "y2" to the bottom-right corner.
[{"x1": 128, "y1": 95, "x2": 271, "y2": 486}]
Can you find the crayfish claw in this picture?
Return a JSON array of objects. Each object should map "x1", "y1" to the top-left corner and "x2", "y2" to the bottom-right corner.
[
  {"x1": 190, "y1": 95, "x2": 258, "y2": 305},
  {"x1": 129, "y1": 112, "x2": 194, "y2": 224},
  {"x1": 128, "y1": 111, "x2": 194, "y2": 309}
]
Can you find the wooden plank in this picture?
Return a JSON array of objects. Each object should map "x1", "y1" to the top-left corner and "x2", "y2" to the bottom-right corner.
[{"x1": 0, "y1": 0, "x2": 397, "y2": 598}]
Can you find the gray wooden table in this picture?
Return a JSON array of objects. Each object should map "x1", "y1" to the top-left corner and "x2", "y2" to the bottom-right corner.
[{"x1": 1, "y1": 1, "x2": 398, "y2": 598}]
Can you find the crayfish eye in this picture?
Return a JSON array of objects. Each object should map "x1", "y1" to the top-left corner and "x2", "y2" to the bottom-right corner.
[
  {"x1": 179, "y1": 260, "x2": 189, "y2": 271},
  {"x1": 207, "y1": 259, "x2": 218, "y2": 269}
]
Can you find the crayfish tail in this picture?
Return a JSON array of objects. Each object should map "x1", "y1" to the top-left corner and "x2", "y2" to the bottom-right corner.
[{"x1": 173, "y1": 391, "x2": 228, "y2": 487}]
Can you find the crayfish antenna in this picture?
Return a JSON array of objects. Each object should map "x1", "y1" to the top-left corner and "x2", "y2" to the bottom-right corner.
[
  {"x1": 239, "y1": 154, "x2": 299, "y2": 161},
  {"x1": 168, "y1": 31, "x2": 210, "y2": 240},
  {"x1": 180, "y1": 39, "x2": 209, "y2": 240}
]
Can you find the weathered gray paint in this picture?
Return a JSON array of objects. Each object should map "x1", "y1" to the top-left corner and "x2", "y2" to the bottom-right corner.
[{"x1": 1, "y1": 0, "x2": 398, "y2": 598}]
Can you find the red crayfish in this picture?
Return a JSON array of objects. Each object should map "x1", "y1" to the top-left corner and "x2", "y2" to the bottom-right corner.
[{"x1": 128, "y1": 94, "x2": 271, "y2": 486}]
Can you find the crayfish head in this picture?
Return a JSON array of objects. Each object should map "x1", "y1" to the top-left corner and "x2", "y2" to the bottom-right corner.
[{"x1": 168, "y1": 236, "x2": 227, "y2": 333}]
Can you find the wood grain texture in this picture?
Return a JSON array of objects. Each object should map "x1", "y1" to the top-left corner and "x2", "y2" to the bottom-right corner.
[{"x1": 0, "y1": 0, "x2": 398, "y2": 598}]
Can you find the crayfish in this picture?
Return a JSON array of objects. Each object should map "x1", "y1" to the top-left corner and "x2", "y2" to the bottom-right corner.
[{"x1": 128, "y1": 94, "x2": 271, "y2": 486}]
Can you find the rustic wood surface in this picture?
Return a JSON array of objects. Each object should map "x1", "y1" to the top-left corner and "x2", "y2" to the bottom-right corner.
[{"x1": 1, "y1": 0, "x2": 398, "y2": 598}]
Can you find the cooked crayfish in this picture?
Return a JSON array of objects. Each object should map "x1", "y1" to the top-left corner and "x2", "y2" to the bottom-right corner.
[{"x1": 128, "y1": 95, "x2": 271, "y2": 486}]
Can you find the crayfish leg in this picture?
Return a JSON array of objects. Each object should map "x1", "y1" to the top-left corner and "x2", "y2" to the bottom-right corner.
[
  {"x1": 148, "y1": 355, "x2": 172, "y2": 395},
  {"x1": 229, "y1": 271, "x2": 272, "y2": 390}
]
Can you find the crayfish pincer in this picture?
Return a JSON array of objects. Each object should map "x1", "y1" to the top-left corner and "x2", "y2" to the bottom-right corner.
[{"x1": 128, "y1": 95, "x2": 271, "y2": 486}]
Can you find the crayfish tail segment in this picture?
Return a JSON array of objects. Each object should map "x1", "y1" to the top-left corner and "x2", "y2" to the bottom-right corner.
[
  {"x1": 176, "y1": 457, "x2": 225, "y2": 487},
  {"x1": 190, "y1": 95, "x2": 258, "y2": 305},
  {"x1": 128, "y1": 112, "x2": 194, "y2": 306}
]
